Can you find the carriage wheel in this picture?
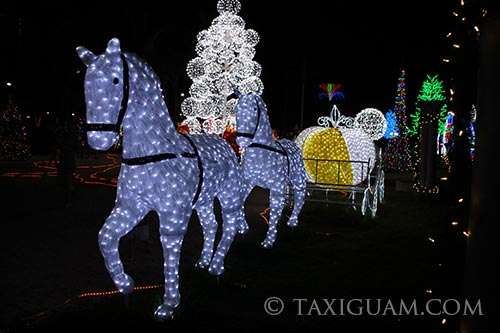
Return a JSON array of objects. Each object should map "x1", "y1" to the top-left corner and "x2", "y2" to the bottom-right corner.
[
  {"x1": 370, "y1": 184, "x2": 378, "y2": 218},
  {"x1": 378, "y1": 170, "x2": 385, "y2": 204}
]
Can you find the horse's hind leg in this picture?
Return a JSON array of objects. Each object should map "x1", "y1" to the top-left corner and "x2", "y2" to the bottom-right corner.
[
  {"x1": 287, "y1": 182, "x2": 306, "y2": 227},
  {"x1": 262, "y1": 188, "x2": 286, "y2": 249},
  {"x1": 195, "y1": 203, "x2": 217, "y2": 269},
  {"x1": 154, "y1": 206, "x2": 191, "y2": 320},
  {"x1": 237, "y1": 181, "x2": 254, "y2": 234},
  {"x1": 98, "y1": 203, "x2": 148, "y2": 294},
  {"x1": 208, "y1": 176, "x2": 244, "y2": 275}
]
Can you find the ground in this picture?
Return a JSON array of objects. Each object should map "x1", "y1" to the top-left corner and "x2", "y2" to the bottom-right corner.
[{"x1": 0, "y1": 154, "x2": 464, "y2": 332}]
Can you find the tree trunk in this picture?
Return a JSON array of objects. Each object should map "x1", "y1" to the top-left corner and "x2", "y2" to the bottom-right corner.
[{"x1": 418, "y1": 101, "x2": 440, "y2": 188}]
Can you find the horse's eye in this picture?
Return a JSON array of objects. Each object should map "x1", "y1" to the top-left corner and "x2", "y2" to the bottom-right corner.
[{"x1": 112, "y1": 77, "x2": 120, "y2": 85}]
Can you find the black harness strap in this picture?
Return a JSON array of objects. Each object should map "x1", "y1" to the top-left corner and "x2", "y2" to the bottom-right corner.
[
  {"x1": 121, "y1": 152, "x2": 196, "y2": 166},
  {"x1": 248, "y1": 142, "x2": 286, "y2": 156},
  {"x1": 181, "y1": 133, "x2": 204, "y2": 205},
  {"x1": 84, "y1": 53, "x2": 202, "y2": 205}
]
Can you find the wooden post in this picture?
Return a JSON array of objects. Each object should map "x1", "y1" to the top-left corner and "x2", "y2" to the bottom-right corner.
[{"x1": 461, "y1": 7, "x2": 499, "y2": 333}]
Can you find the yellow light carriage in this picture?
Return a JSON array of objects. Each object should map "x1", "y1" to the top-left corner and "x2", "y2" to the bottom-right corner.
[{"x1": 294, "y1": 106, "x2": 386, "y2": 217}]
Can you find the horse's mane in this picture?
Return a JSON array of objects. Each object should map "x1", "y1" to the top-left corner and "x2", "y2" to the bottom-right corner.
[{"x1": 122, "y1": 52, "x2": 188, "y2": 157}]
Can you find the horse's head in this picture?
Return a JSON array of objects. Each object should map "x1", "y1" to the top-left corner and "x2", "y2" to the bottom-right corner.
[
  {"x1": 235, "y1": 93, "x2": 261, "y2": 148},
  {"x1": 76, "y1": 38, "x2": 126, "y2": 151}
]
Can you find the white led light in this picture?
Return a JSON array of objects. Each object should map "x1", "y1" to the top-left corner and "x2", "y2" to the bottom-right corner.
[
  {"x1": 182, "y1": 0, "x2": 263, "y2": 134},
  {"x1": 77, "y1": 38, "x2": 247, "y2": 320},
  {"x1": 354, "y1": 108, "x2": 387, "y2": 140},
  {"x1": 235, "y1": 93, "x2": 307, "y2": 248}
]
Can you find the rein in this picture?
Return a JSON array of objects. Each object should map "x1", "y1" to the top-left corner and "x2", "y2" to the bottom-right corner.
[
  {"x1": 236, "y1": 97, "x2": 290, "y2": 174},
  {"x1": 235, "y1": 98, "x2": 261, "y2": 139}
]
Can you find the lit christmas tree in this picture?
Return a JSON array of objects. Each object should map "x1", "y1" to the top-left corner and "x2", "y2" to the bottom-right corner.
[
  {"x1": 181, "y1": 0, "x2": 263, "y2": 134},
  {"x1": 408, "y1": 74, "x2": 446, "y2": 137},
  {"x1": 0, "y1": 96, "x2": 30, "y2": 161},
  {"x1": 383, "y1": 69, "x2": 412, "y2": 171},
  {"x1": 383, "y1": 110, "x2": 398, "y2": 139},
  {"x1": 412, "y1": 74, "x2": 446, "y2": 193}
]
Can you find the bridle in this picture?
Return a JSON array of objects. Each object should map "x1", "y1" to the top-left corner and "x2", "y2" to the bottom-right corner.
[
  {"x1": 85, "y1": 53, "x2": 130, "y2": 133},
  {"x1": 83, "y1": 53, "x2": 203, "y2": 204},
  {"x1": 235, "y1": 99, "x2": 261, "y2": 140}
]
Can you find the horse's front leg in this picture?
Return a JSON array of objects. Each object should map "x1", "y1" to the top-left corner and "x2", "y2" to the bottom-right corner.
[
  {"x1": 98, "y1": 202, "x2": 148, "y2": 294},
  {"x1": 262, "y1": 188, "x2": 286, "y2": 249},
  {"x1": 154, "y1": 206, "x2": 191, "y2": 320}
]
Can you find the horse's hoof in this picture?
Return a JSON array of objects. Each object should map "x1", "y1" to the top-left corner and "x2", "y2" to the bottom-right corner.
[
  {"x1": 287, "y1": 218, "x2": 298, "y2": 228},
  {"x1": 260, "y1": 240, "x2": 274, "y2": 249},
  {"x1": 195, "y1": 259, "x2": 210, "y2": 269},
  {"x1": 154, "y1": 304, "x2": 174, "y2": 321},
  {"x1": 114, "y1": 273, "x2": 135, "y2": 295}
]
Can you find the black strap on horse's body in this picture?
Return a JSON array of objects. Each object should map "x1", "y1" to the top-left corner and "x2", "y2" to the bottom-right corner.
[
  {"x1": 248, "y1": 142, "x2": 286, "y2": 156},
  {"x1": 121, "y1": 152, "x2": 196, "y2": 166},
  {"x1": 247, "y1": 142, "x2": 290, "y2": 176},
  {"x1": 83, "y1": 53, "x2": 203, "y2": 205}
]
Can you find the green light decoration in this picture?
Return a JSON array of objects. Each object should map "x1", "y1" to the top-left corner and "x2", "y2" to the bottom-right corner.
[
  {"x1": 407, "y1": 75, "x2": 446, "y2": 137},
  {"x1": 410, "y1": 74, "x2": 447, "y2": 193},
  {"x1": 417, "y1": 74, "x2": 446, "y2": 102},
  {"x1": 407, "y1": 107, "x2": 420, "y2": 137},
  {"x1": 438, "y1": 103, "x2": 449, "y2": 135}
]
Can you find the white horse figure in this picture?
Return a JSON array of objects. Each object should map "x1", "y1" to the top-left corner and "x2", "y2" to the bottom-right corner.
[
  {"x1": 235, "y1": 93, "x2": 307, "y2": 248},
  {"x1": 76, "y1": 38, "x2": 246, "y2": 319}
]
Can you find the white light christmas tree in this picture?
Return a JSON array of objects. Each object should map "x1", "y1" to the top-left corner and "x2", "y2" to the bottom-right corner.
[{"x1": 181, "y1": 0, "x2": 263, "y2": 134}]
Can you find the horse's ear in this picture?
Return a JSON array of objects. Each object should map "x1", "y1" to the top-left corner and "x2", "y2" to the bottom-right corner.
[
  {"x1": 106, "y1": 38, "x2": 121, "y2": 55},
  {"x1": 76, "y1": 46, "x2": 97, "y2": 67}
]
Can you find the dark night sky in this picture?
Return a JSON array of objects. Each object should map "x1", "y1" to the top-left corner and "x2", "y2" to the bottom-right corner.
[{"x1": 0, "y1": 1, "x2": 453, "y2": 130}]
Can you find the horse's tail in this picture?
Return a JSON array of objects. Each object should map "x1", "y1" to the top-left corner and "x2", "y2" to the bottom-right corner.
[{"x1": 277, "y1": 139, "x2": 307, "y2": 191}]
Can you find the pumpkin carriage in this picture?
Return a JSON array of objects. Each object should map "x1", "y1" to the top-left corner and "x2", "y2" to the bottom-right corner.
[{"x1": 293, "y1": 106, "x2": 386, "y2": 218}]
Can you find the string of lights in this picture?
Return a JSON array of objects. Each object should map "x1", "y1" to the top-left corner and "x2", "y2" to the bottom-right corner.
[
  {"x1": 383, "y1": 69, "x2": 412, "y2": 172},
  {"x1": 0, "y1": 96, "x2": 30, "y2": 161}
]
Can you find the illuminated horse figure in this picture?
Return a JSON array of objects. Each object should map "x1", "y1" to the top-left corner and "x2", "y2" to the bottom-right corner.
[
  {"x1": 76, "y1": 38, "x2": 246, "y2": 319},
  {"x1": 235, "y1": 93, "x2": 307, "y2": 248}
]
